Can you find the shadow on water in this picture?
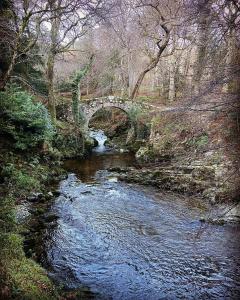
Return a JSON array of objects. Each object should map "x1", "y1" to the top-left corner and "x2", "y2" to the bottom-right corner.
[
  {"x1": 63, "y1": 151, "x2": 136, "y2": 183},
  {"x1": 64, "y1": 129, "x2": 137, "y2": 182}
]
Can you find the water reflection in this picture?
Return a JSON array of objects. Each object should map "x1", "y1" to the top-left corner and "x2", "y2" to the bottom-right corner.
[{"x1": 64, "y1": 152, "x2": 136, "y2": 182}]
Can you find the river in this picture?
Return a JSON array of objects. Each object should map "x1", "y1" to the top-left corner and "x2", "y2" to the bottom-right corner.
[{"x1": 41, "y1": 131, "x2": 240, "y2": 299}]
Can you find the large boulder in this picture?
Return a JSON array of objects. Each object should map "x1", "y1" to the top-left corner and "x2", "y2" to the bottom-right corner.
[
  {"x1": 136, "y1": 146, "x2": 153, "y2": 162},
  {"x1": 126, "y1": 127, "x2": 135, "y2": 144}
]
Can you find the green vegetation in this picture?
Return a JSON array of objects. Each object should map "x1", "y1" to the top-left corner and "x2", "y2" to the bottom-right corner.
[
  {"x1": 72, "y1": 57, "x2": 93, "y2": 125},
  {"x1": 148, "y1": 114, "x2": 210, "y2": 159},
  {"x1": 187, "y1": 133, "x2": 209, "y2": 149},
  {"x1": 128, "y1": 105, "x2": 143, "y2": 125},
  {"x1": 0, "y1": 84, "x2": 81, "y2": 297},
  {"x1": 0, "y1": 87, "x2": 55, "y2": 150},
  {"x1": 0, "y1": 233, "x2": 57, "y2": 299},
  {"x1": 0, "y1": 196, "x2": 15, "y2": 233},
  {"x1": 2, "y1": 164, "x2": 41, "y2": 197},
  {"x1": 0, "y1": 149, "x2": 64, "y2": 298},
  {"x1": 128, "y1": 105, "x2": 150, "y2": 140},
  {"x1": 0, "y1": 92, "x2": 64, "y2": 298},
  {"x1": 53, "y1": 129, "x2": 85, "y2": 158}
]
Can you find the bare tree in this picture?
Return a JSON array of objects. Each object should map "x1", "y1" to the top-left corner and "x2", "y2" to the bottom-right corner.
[
  {"x1": 191, "y1": 0, "x2": 212, "y2": 95},
  {"x1": 103, "y1": 0, "x2": 140, "y2": 97},
  {"x1": 130, "y1": 0, "x2": 174, "y2": 100},
  {"x1": 0, "y1": 0, "x2": 48, "y2": 90},
  {"x1": 45, "y1": 0, "x2": 103, "y2": 121}
]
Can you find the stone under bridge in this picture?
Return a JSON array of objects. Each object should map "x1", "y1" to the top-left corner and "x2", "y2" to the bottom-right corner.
[{"x1": 80, "y1": 96, "x2": 134, "y2": 128}]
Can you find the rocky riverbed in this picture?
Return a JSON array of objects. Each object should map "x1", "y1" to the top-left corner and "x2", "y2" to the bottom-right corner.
[{"x1": 106, "y1": 163, "x2": 240, "y2": 224}]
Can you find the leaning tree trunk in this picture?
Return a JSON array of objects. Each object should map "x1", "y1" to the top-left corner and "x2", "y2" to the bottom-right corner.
[
  {"x1": 130, "y1": 43, "x2": 169, "y2": 100},
  {"x1": 130, "y1": 70, "x2": 148, "y2": 100},
  {"x1": 0, "y1": 18, "x2": 24, "y2": 90},
  {"x1": 130, "y1": 31, "x2": 170, "y2": 100}
]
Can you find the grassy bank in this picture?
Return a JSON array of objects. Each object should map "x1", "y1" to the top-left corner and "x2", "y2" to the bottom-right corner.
[
  {"x1": 0, "y1": 148, "x2": 64, "y2": 299},
  {"x1": 0, "y1": 87, "x2": 87, "y2": 299}
]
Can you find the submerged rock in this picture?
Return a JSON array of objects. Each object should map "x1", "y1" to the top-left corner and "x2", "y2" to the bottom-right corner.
[
  {"x1": 81, "y1": 190, "x2": 93, "y2": 195},
  {"x1": 16, "y1": 202, "x2": 31, "y2": 223},
  {"x1": 107, "y1": 166, "x2": 128, "y2": 173},
  {"x1": 27, "y1": 192, "x2": 43, "y2": 202},
  {"x1": 108, "y1": 176, "x2": 118, "y2": 182},
  {"x1": 43, "y1": 213, "x2": 59, "y2": 223},
  {"x1": 200, "y1": 202, "x2": 240, "y2": 224}
]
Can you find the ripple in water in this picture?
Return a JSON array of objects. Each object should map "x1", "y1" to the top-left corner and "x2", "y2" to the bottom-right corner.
[{"x1": 43, "y1": 139, "x2": 240, "y2": 299}]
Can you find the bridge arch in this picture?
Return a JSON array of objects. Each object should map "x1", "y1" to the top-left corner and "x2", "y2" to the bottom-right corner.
[
  {"x1": 80, "y1": 97, "x2": 133, "y2": 130},
  {"x1": 87, "y1": 106, "x2": 130, "y2": 129}
]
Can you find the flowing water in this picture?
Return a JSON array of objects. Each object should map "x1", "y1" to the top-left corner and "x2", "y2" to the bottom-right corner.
[
  {"x1": 43, "y1": 131, "x2": 240, "y2": 299},
  {"x1": 89, "y1": 130, "x2": 108, "y2": 153}
]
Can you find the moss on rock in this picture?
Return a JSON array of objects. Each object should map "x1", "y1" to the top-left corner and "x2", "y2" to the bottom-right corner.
[{"x1": 0, "y1": 234, "x2": 57, "y2": 299}]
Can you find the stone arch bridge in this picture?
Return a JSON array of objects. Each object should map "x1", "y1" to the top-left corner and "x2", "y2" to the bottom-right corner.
[
  {"x1": 75, "y1": 96, "x2": 177, "y2": 130},
  {"x1": 80, "y1": 96, "x2": 135, "y2": 129}
]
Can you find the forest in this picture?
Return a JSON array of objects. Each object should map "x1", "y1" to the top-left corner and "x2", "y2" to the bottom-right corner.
[{"x1": 0, "y1": 0, "x2": 240, "y2": 299}]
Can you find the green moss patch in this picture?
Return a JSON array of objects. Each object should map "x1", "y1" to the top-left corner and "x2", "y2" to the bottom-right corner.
[{"x1": 0, "y1": 234, "x2": 57, "y2": 299}]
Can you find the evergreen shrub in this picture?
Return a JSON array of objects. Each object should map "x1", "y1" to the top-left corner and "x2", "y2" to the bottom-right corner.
[{"x1": 0, "y1": 86, "x2": 55, "y2": 150}]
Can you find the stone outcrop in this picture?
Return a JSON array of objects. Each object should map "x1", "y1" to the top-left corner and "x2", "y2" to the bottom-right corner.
[{"x1": 118, "y1": 162, "x2": 228, "y2": 203}]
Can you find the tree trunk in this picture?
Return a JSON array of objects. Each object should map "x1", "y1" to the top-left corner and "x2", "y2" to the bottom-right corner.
[
  {"x1": 130, "y1": 34, "x2": 170, "y2": 100},
  {"x1": 86, "y1": 77, "x2": 89, "y2": 96},
  {"x1": 130, "y1": 70, "x2": 148, "y2": 100},
  {"x1": 46, "y1": 1, "x2": 60, "y2": 123},
  {"x1": 0, "y1": 49, "x2": 18, "y2": 90},
  {"x1": 192, "y1": 5, "x2": 210, "y2": 95},
  {"x1": 168, "y1": 55, "x2": 176, "y2": 102},
  {"x1": 0, "y1": 19, "x2": 24, "y2": 90},
  {"x1": 184, "y1": 45, "x2": 198, "y2": 96},
  {"x1": 46, "y1": 51, "x2": 56, "y2": 121},
  {"x1": 223, "y1": 28, "x2": 237, "y2": 93},
  {"x1": 127, "y1": 51, "x2": 132, "y2": 98},
  {"x1": 72, "y1": 79, "x2": 81, "y2": 124}
]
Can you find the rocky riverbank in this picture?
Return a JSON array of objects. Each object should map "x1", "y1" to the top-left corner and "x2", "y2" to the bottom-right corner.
[
  {"x1": 107, "y1": 163, "x2": 240, "y2": 224},
  {"x1": 0, "y1": 129, "x2": 98, "y2": 299},
  {"x1": 125, "y1": 109, "x2": 239, "y2": 203},
  {"x1": 0, "y1": 150, "x2": 64, "y2": 299},
  {"x1": 103, "y1": 108, "x2": 240, "y2": 223},
  {"x1": 117, "y1": 159, "x2": 231, "y2": 202}
]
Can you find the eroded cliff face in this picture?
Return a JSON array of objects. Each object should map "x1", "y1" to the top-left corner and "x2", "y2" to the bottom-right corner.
[{"x1": 128, "y1": 110, "x2": 240, "y2": 203}]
